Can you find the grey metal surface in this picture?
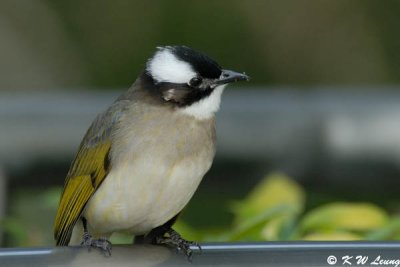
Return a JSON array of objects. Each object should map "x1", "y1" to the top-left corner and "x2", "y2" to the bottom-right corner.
[
  {"x1": 0, "y1": 90, "x2": 116, "y2": 167},
  {"x1": 1, "y1": 242, "x2": 400, "y2": 267},
  {"x1": 3, "y1": 88, "x2": 400, "y2": 167}
]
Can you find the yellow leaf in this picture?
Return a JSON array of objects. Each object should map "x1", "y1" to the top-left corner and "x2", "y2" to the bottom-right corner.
[
  {"x1": 301, "y1": 202, "x2": 388, "y2": 232},
  {"x1": 303, "y1": 231, "x2": 362, "y2": 241},
  {"x1": 261, "y1": 215, "x2": 289, "y2": 240},
  {"x1": 232, "y1": 172, "x2": 305, "y2": 223}
]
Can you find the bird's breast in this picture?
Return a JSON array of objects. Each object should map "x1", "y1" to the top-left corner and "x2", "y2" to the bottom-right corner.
[{"x1": 84, "y1": 108, "x2": 216, "y2": 235}]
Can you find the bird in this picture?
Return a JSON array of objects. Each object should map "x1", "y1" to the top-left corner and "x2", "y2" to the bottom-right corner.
[{"x1": 53, "y1": 45, "x2": 249, "y2": 257}]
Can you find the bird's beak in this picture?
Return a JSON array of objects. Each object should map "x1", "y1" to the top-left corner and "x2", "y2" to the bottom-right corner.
[{"x1": 216, "y1": 69, "x2": 250, "y2": 85}]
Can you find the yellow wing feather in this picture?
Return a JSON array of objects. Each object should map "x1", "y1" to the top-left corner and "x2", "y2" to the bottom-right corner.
[{"x1": 54, "y1": 141, "x2": 111, "y2": 245}]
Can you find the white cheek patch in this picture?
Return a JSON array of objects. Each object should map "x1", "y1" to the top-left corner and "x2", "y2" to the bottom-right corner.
[
  {"x1": 147, "y1": 48, "x2": 197, "y2": 84},
  {"x1": 180, "y1": 85, "x2": 226, "y2": 120}
]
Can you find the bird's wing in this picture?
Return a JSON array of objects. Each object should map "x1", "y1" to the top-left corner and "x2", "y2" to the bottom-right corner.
[{"x1": 54, "y1": 100, "x2": 130, "y2": 245}]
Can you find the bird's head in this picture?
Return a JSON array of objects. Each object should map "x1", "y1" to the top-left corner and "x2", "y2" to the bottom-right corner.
[{"x1": 144, "y1": 45, "x2": 249, "y2": 119}]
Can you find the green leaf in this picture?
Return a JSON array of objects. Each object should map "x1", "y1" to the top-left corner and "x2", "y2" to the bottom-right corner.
[
  {"x1": 0, "y1": 217, "x2": 28, "y2": 246},
  {"x1": 172, "y1": 220, "x2": 202, "y2": 241},
  {"x1": 366, "y1": 216, "x2": 400, "y2": 240},
  {"x1": 261, "y1": 215, "x2": 300, "y2": 240},
  {"x1": 224, "y1": 204, "x2": 294, "y2": 241}
]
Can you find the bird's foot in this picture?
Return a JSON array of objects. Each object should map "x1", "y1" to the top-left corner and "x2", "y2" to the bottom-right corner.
[
  {"x1": 155, "y1": 228, "x2": 201, "y2": 260},
  {"x1": 81, "y1": 232, "x2": 112, "y2": 257}
]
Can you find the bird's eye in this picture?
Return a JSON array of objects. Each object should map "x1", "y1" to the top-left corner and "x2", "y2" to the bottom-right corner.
[{"x1": 189, "y1": 77, "x2": 202, "y2": 87}]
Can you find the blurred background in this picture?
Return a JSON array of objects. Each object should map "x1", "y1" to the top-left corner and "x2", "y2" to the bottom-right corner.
[{"x1": 2, "y1": 0, "x2": 400, "y2": 247}]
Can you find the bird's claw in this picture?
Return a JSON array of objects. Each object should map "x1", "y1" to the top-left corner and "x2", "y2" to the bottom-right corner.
[
  {"x1": 155, "y1": 229, "x2": 201, "y2": 261},
  {"x1": 81, "y1": 233, "x2": 112, "y2": 257}
]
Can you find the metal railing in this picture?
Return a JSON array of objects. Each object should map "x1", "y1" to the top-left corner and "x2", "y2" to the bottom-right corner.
[{"x1": 1, "y1": 242, "x2": 400, "y2": 266}]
